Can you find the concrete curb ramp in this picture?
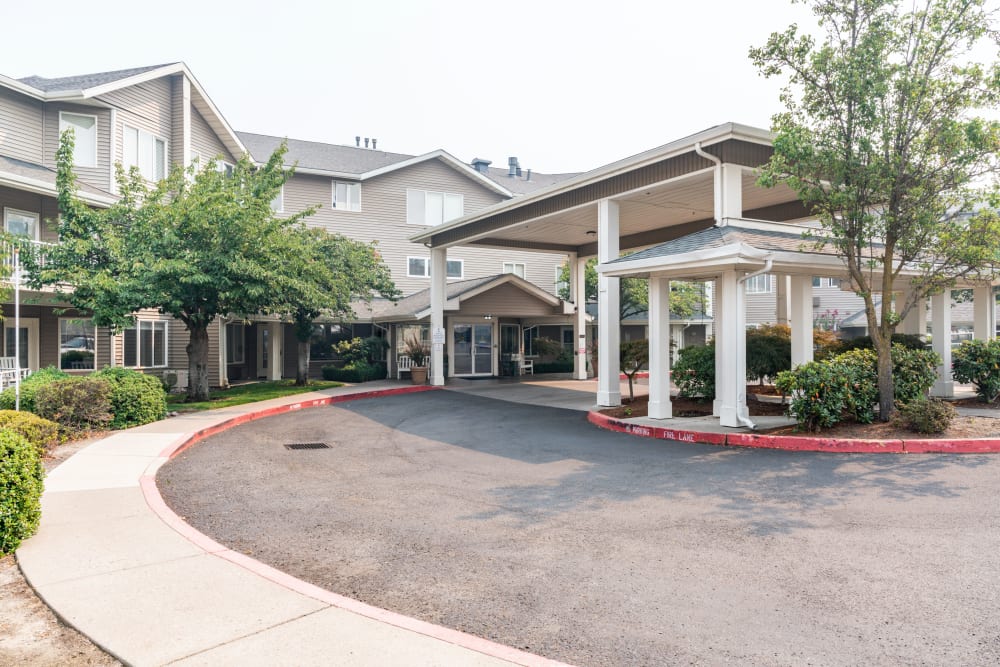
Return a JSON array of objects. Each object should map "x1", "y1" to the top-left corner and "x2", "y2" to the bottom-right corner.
[
  {"x1": 588, "y1": 410, "x2": 1000, "y2": 453},
  {"x1": 17, "y1": 383, "x2": 572, "y2": 667}
]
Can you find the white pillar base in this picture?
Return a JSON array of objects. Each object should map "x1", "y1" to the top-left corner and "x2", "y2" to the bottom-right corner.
[
  {"x1": 930, "y1": 290, "x2": 952, "y2": 398},
  {"x1": 930, "y1": 380, "x2": 955, "y2": 398},
  {"x1": 647, "y1": 276, "x2": 672, "y2": 420}
]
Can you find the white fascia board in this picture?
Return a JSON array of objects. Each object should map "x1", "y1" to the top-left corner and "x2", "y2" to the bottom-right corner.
[
  {"x1": 0, "y1": 75, "x2": 46, "y2": 99},
  {"x1": 597, "y1": 243, "x2": 770, "y2": 276},
  {"x1": 179, "y1": 66, "x2": 247, "y2": 160},
  {"x1": 456, "y1": 273, "x2": 563, "y2": 306},
  {"x1": 409, "y1": 122, "x2": 773, "y2": 245},
  {"x1": 0, "y1": 172, "x2": 114, "y2": 207},
  {"x1": 78, "y1": 63, "x2": 186, "y2": 98},
  {"x1": 284, "y1": 166, "x2": 361, "y2": 180}
]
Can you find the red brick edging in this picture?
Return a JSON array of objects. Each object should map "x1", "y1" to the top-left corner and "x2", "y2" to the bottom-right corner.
[
  {"x1": 143, "y1": 385, "x2": 571, "y2": 667},
  {"x1": 587, "y1": 410, "x2": 1000, "y2": 454}
]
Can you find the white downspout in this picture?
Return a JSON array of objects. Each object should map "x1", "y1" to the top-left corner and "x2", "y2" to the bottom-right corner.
[
  {"x1": 734, "y1": 257, "x2": 774, "y2": 430},
  {"x1": 694, "y1": 142, "x2": 722, "y2": 224}
]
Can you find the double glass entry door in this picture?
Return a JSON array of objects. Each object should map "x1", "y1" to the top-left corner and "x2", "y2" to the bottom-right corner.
[{"x1": 453, "y1": 324, "x2": 492, "y2": 375}]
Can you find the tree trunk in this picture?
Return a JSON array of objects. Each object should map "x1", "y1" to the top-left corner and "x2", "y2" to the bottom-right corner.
[
  {"x1": 296, "y1": 338, "x2": 310, "y2": 386},
  {"x1": 875, "y1": 332, "x2": 895, "y2": 422},
  {"x1": 186, "y1": 324, "x2": 212, "y2": 402}
]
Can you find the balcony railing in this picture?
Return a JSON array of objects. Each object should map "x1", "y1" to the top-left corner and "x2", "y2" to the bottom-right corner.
[{"x1": 2, "y1": 238, "x2": 55, "y2": 280}]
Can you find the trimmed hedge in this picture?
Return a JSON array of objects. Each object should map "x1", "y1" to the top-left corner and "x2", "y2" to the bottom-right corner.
[
  {"x1": 0, "y1": 430, "x2": 44, "y2": 556},
  {"x1": 837, "y1": 333, "x2": 928, "y2": 352},
  {"x1": 34, "y1": 377, "x2": 113, "y2": 432},
  {"x1": 322, "y1": 362, "x2": 387, "y2": 383},
  {"x1": 533, "y1": 361, "x2": 574, "y2": 373},
  {"x1": 673, "y1": 343, "x2": 716, "y2": 399},
  {"x1": 0, "y1": 410, "x2": 63, "y2": 455},
  {"x1": 896, "y1": 398, "x2": 956, "y2": 434},
  {"x1": 0, "y1": 367, "x2": 70, "y2": 413},
  {"x1": 93, "y1": 367, "x2": 167, "y2": 429}
]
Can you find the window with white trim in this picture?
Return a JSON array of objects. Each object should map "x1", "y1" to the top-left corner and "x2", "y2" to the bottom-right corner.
[
  {"x1": 555, "y1": 265, "x2": 569, "y2": 297},
  {"x1": 745, "y1": 273, "x2": 773, "y2": 294},
  {"x1": 502, "y1": 262, "x2": 526, "y2": 279},
  {"x1": 3, "y1": 207, "x2": 39, "y2": 240},
  {"x1": 123, "y1": 125, "x2": 167, "y2": 181},
  {"x1": 406, "y1": 189, "x2": 463, "y2": 226},
  {"x1": 226, "y1": 323, "x2": 245, "y2": 364},
  {"x1": 407, "y1": 257, "x2": 463, "y2": 279},
  {"x1": 271, "y1": 185, "x2": 284, "y2": 213},
  {"x1": 59, "y1": 318, "x2": 96, "y2": 371},
  {"x1": 812, "y1": 277, "x2": 839, "y2": 288},
  {"x1": 523, "y1": 326, "x2": 539, "y2": 357},
  {"x1": 216, "y1": 161, "x2": 235, "y2": 178},
  {"x1": 124, "y1": 320, "x2": 168, "y2": 368},
  {"x1": 59, "y1": 112, "x2": 97, "y2": 167},
  {"x1": 333, "y1": 182, "x2": 361, "y2": 211}
]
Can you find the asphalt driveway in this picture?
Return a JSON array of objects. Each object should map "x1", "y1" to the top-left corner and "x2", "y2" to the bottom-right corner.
[{"x1": 159, "y1": 390, "x2": 1000, "y2": 666}]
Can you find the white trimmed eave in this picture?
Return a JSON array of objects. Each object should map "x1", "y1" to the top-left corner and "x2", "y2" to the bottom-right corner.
[
  {"x1": 0, "y1": 171, "x2": 114, "y2": 207},
  {"x1": 408, "y1": 122, "x2": 774, "y2": 245}
]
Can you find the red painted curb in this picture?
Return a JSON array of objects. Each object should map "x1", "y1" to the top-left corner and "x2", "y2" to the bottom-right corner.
[
  {"x1": 145, "y1": 385, "x2": 572, "y2": 667},
  {"x1": 587, "y1": 410, "x2": 727, "y2": 446},
  {"x1": 588, "y1": 409, "x2": 1000, "y2": 454}
]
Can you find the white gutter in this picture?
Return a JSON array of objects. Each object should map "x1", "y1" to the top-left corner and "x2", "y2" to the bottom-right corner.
[
  {"x1": 733, "y1": 256, "x2": 774, "y2": 430},
  {"x1": 694, "y1": 141, "x2": 722, "y2": 224}
]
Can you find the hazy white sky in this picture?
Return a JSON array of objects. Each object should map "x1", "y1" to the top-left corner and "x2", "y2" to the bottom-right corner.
[{"x1": 3, "y1": 0, "x2": 830, "y2": 172}]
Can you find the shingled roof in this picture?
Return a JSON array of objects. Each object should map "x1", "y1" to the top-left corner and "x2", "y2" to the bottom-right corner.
[
  {"x1": 0, "y1": 154, "x2": 114, "y2": 201},
  {"x1": 237, "y1": 132, "x2": 414, "y2": 175},
  {"x1": 483, "y1": 166, "x2": 580, "y2": 195},
  {"x1": 18, "y1": 64, "x2": 175, "y2": 93}
]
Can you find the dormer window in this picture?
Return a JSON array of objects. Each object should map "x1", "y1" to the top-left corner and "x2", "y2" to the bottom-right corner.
[
  {"x1": 123, "y1": 125, "x2": 167, "y2": 181},
  {"x1": 59, "y1": 112, "x2": 97, "y2": 167}
]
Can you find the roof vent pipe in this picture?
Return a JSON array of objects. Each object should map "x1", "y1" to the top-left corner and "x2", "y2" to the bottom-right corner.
[
  {"x1": 508, "y1": 157, "x2": 518, "y2": 177},
  {"x1": 372, "y1": 138, "x2": 377, "y2": 150},
  {"x1": 355, "y1": 136, "x2": 361, "y2": 147},
  {"x1": 526, "y1": 168, "x2": 531, "y2": 181},
  {"x1": 364, "y1": 137, "x2": 370, "y2": 148}
]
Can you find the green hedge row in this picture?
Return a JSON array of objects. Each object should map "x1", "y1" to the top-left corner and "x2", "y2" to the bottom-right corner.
[
  {"x1": 321, "y1": 362, "x2": 388, "y2": 383},
  {"x1": 0, "y1": 429, "x2": 43, "y2": 556}
]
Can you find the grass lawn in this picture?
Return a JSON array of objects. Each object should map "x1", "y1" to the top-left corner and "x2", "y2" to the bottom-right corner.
[{"x1": 167, "y1": 380, "x2": 343, "y2": 413}]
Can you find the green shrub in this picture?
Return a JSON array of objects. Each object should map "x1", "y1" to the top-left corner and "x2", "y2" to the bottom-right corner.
[
  {"x1": 746, "y1": 328, "x2": 791, "y2": 385},
  {"x1": 321, "y1": 362, "x2": 387, "y2": 383},
  {"x1": 673, "y1": 343, "x2": 715, "y2": 399},
  {"x1": 0, "y1": 367, "x2": 70, "y2": 413},
  {"x1": 0, "y1": 430, "x2": 44, "y2": 556},
  {"x1": 93, "y1": 367, "x2": 167, "y2": 429},
  {"x1": 0, "y1": 411, "x2": 63, "y2": 455},
  {"x1": 838, "y1": 333, "x2": 927, "y2": 352},
  {"x1": 333, "y1": 336, "x2": 389, "y2": 366},
  {"x1": 895, "y1": 398, "x2": 956, "y2": 434},
  {"x1": 34, "y1": 377, "x2": 113, "y2": 432},
  {"x1": 533, "y1": 361, "x2": 574, "y2": 373},
  {"x1": 952, "y1": 339, "x2": 1000, "y2": 403},
  {"x1": 891, "y1": 344, "x2": 940, "y2": 404},
  {"x1": 775, "y1": 360, "x2": 851, "y2": 431},
  {"x1": 836, "y1": 348, "x2": 879, "y2": 424}
]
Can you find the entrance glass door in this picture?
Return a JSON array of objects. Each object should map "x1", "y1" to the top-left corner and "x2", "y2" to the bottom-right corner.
[
  {"x1": 500, "y1": 324, "x2": 520, "y2": 376},
  {"x1": 453, "y1": 323, "x2": 493, "y2": 375}
]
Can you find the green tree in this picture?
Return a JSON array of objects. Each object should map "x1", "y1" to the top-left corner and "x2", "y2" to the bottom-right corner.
[
  {"x1": 277, "y1": 228, "x2": 397, "y2": 385},
  {"x1": 751, "y1": 0, "x2": 1000, "y2": 420},
  {"x1": 40, "y1": 133, "x2": 314, "y2": 400},
  {"x1": 620, "y1": 338, "x2": 649, "y2": 402},
  {"x1": 558, "y1": 258, "x2": 707, "y2": 319}
]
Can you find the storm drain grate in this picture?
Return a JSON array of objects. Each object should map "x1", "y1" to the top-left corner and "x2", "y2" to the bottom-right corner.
[{"x1": 283, "y1": 442, "x2": 331, "y2": 450}]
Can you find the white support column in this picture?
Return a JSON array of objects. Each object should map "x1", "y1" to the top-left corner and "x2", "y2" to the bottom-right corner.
[
  {"x1": 899, "y1": 288, "x2": 927, "y2": 337},
  {"x1": 268, "y1": 322, "x2": 283, "y2": 381},
  {"x1": 720, "y1": 163, "x2": 743, "y2": 222},
  {"x1": 790, "y1": 275, "x2": 814, "y2": 367},
  {"x1": 573, "y1": 254, "x2": 589, "y2": 380},
  {"x1": 648, "y1": 276, "x2": 672, "y2": 419},
  {"x1": 429, "y1": 247, "x2": 447, "y2": 386},
  {"x1": 716, "y1": 270, "x2": 749, "y2": 427},
  {"x1": 931, "y1": 290, "x2": 954, "y2": 397},
  {"x1": 775, "y1": 274, "x2": 791, "y2": 325},
  {"x1": 596, "y1": 200, "x2": 621, "y2": 407},
  {"x1": 974, "y1": 285, "x2": 995, "y2": 341},
  {"x1": 217, "y1": 319, "x2": 229, "y2": 389},
  {"x1": 713, "y1": 277, "x2": 723, "y2": 417}
]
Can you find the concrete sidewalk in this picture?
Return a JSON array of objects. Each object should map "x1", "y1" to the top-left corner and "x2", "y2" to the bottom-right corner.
[{"x1": 16, "y1": 381, "x2": 568, "y2": 667}]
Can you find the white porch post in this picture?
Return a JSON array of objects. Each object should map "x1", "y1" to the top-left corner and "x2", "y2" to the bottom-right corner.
[
  {"x1": 974, "y1": 285, "x2": 995, "y2": 341},
  {"x1": 597, "y1": 199, "x2": 621, "y2": 406},
  {"x1": 217, "y1": 319, "x2": 229, "y2": 389},
  {"x1": 790, "y1": 275, "x2": 814, "y2": 367},
  {"x1": 719, "y1": 164, "x2": 743, "y2": 222},
  {"x1": 648, "y1": 276, "x2": 672, "y2": 419},
  {"x1": 712, "y1": 277, "x2": 723, "y2": 417},
  {"x1": 899, "y1": 288, "x2": 927, "y2": 337},
  {"x1": 429, "y1": 247, "x2": 447, "y2": 386},
  {"x1": 268, "y1": 322, "x2": 283, "y2": 381},
  {"x1": 930, "y1": 290, "x2": 954, "y2": 397},
  {"x1": 716, "y1": 270, "x2": 749, "y2": 427},
  {"x1": 775, "y1": 274, "x2": 791, "y2": 325},
  {"x1": 573, "y1": 254, "x2": 589, "y2": 380}
]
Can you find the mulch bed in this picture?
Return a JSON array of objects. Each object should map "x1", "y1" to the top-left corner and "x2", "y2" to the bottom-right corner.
[{"x1": 600, "y1": 393, "x2": 788, "y2": 419}]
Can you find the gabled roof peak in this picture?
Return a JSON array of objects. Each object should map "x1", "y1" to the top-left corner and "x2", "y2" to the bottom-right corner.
[{"x1": 17, "y1": 63, "x2": 179, "y2": 93}]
